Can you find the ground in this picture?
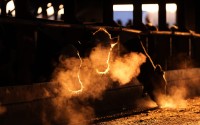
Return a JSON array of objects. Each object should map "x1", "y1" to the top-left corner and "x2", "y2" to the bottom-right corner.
[{"x1": 93, "y1": 97, "x2": 200, "y2": 125}]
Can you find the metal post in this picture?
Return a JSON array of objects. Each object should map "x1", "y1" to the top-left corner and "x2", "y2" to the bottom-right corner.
[
  {"x1": 63, "y1": 0, "x2": 77, "y2": 23},
  {"x1": 169, "y1": 36, "x2": 173, "y2": 57},
  {"x1": 188, "y1": 37, "x2": 192, "y2": 58},
  {"x1": 133, "y1": 1, "x2": 142, "y2": 29},
  {"x1": 103, "y1": 0, "x2": 113, "y2": 25},
  {"x1": 158, "y1": 1, "x2": 167, "y2": 30},
  {"x1": 145, "y1": 36, "x2": 149, "y2": 53}
]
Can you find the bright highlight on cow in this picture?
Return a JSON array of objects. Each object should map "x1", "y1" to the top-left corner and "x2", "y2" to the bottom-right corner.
[
  {"x1": 96, "y1": 42, "x2": 118, "y2": 75},
  {"x1": 67, "y1": 51, "x2": 84, "y2": 94}
]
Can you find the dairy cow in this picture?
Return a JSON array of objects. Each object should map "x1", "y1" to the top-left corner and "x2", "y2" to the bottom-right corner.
[
  {"x1": 82, "y1": 29, "x2": 167, "y2": 105},
  {"x1": 121, "y1": 36, "x2": 167, "y2": 106},
  {"x1": 74, "y1": 28, "x2": 166, "y2": 106},
  {"x1": 83, "y1": 28, "x2": 167, "y2": 106}
]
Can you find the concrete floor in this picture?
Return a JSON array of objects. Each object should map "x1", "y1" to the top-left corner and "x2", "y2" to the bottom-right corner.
[{"x1": 94, "y1": 97, "x2": 200, "y2": 125}]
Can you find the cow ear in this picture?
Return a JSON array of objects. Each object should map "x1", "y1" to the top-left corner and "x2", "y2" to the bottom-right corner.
[
  {"x1": 155, "y1": 64, "x2": 164, "y2": 74},
  {"x1": 111, "y1": 36, "x2": 119, "y2": 44}
]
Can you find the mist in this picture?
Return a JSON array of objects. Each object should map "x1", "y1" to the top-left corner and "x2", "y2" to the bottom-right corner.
[
  {"x1": 50, "y1": 42, "x2": 147, "y2": 124},
  {"x1": 110, "y1": 52, "x2": 146, "y2": 85},
  {"x1": 157, "y1": 68, "x2": 200, "y2": 109}
]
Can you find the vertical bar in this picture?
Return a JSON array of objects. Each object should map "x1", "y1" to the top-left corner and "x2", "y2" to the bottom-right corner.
[
  {"x1": 34, "y1": 31, "x2": 38, "y2": 48},
  {"x1": 133, "y1": 1, "x2": 142, "y2": 29},
  {"x1": 170, "y1": 36, "x2": 173, "y2": 56},
  {"x1": 64, "y1": 0, "x2": 77, "y2": 23},
  {"x1": 177, "y1": 0, "x2": 186, "y2": 31},
  {"x1": 188, "y1": 37, "x2": 192, "y2": 58},
  {"x1": 158, "y1": 1, "x2": 167, "y2": 30},
  {"x1": 145, "y1": 36, "x2": 149, "y2": 53},
  {"x1": 103, "y1": 0, "x2": 113, "y2": 25},
  {"x1": 195, "y1": 1, "x2": 200, "y2": 33}
]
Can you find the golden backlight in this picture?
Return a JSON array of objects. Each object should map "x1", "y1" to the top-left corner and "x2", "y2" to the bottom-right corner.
[{"x1": 113, "y1": 4, "x2": 133, "y2": 11}]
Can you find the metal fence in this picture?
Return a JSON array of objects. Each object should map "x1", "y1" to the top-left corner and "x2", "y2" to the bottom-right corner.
[
  {"x1": 1, "y1": 17, "x2": 200, "y2": 85},
  {"x1": 120, "y1": 28, "x2": 200, "y2": 70}
]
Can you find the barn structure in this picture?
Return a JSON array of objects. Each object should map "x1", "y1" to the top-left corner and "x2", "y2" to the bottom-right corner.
[{"x1": 0, "y1": 0, "x2": 200, "y2": 125}]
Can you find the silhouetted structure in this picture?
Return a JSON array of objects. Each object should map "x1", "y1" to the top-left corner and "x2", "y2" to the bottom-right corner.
[{"x1": 0, "y1": 0, "x2": 200, "y2": 86}]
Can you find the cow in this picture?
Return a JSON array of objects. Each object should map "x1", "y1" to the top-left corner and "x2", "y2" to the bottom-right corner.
[
  {"x1": 83, "y1": 28, "x2": 167, "y2": 106},
  {"x1": 121, "y1": 35, "x2": 167, "y2": 107},
  {"x1": 68, "y1": 27, "x2": 166, "y2": 106},
  {"x1": 82, "y1": 28, "x2": 118, "y2": 58}
]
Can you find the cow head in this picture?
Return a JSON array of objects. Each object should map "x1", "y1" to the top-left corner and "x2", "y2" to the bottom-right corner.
[
  {"x1": 150, "y1": 64, "x2": 167, "y2": 106},
  {"x1": 92, "y1": 28, "x2": 112, "y2": 48},
  {"x1": 155, "y1": 64, "x2": 167, "y2": 92}
]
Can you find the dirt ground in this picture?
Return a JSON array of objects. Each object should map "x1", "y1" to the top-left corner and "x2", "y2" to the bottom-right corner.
[{"x1": 94, "y1": 96, "x2": 200, "y2": 125}]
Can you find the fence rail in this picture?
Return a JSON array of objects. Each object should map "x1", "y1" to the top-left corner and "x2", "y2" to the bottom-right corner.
[
  {"x1": 1, "y1": 17, "x2": 200, "y2": 85},
  {"x1": 2, "y1": 17, "x2": 200, "y2": 36}
]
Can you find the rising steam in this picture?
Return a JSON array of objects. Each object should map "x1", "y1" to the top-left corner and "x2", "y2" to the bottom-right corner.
[
  {"x1": 50, "y1": 40, "x2": 147, "y2": 124},
  {"x1": 159, "y1": 79, "x2": 188, "y2": 109},
  {"x1": 110, "y1": 52, "x2": 146, "y2": 85},
  {"x1": 159, "y1": 67, "x2": 200, "y2": 109}
]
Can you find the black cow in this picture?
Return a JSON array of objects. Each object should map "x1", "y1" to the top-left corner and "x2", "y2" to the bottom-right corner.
[
  {"x1": 82, "y1": 28, "x2": 118, "y2": 58},
  {"x1": 59, "y1": 28, "x2": 166, "y2": 106},
  {"x1": 83, "y1": 28, "x2": 167, "y2": 106},
  {"x1": 83, "y1": 28, "x2": 166, "y2": 106},
  {"x1": 121, "y1": 36, "x2": 167, "y2": 106}
]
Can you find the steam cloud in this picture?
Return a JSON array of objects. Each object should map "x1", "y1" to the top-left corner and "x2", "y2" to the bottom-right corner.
[
  {"x1": 158, "y1": 57, "x2": 200, "y2": 109},
  {"x1": 158, "y1": 73, "x2": 194, "y2": 109},
  {"x1": 50, "y1": 43, "x2": 146, "y2": 124},
  {"x1": 158, "y1": 83, "x2": 188, "y2": 109},
  {"x1": 110, "y1": 52, "x2": 146, "y2": 85}
]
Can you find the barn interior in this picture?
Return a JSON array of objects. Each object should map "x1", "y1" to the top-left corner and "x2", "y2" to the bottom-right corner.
[{"x1": 0, "y1": 0, "x2": 200, "y2": 125}]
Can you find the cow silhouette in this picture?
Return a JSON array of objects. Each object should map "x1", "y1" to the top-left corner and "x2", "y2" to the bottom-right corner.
[
  {"x1": 86, "y1": 28, "x2": 167, "y2": 106},
  {"x1": 77, "y1": 28, "x2": 167, "y2": 106},
  {"x1": 122, "y1": 36, "x2": 167, "y2": 106}
]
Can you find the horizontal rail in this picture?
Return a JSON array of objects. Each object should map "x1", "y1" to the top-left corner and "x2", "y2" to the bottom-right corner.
[{"x1": 1, "y1": 17, "x2": 200, "y2": 38}]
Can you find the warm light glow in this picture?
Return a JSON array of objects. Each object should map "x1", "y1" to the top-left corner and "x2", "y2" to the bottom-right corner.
[
  {"x1": 159, "y1": 96, "x2": 187, "y2": 109},
  {"x1": 50, "y1": 28, "x2": 149, "y2": 124},
  {"x1": 113, "y1": 4, "x2": 133, "y2": 26},
  {"x1": 58, "y1": 8, "x2": 64, "y2": 16},
  {"x1": 110, "y1": 52, "x2": 146, "y2": 85},
  {"x1": 113, "y1": 4, "x2": 133, "y2": 11},
  {"x1": 59, "y1": 4, "x2": 64, "y2": 9},
  {"x1": 58, "y1": 4, "x2": 64, "y2": 20},
  {"x1": 47, "y1": 6, "x2": 54, "y2": 16},
  {"x1": 68, "y1": 52, "x2": 84, "y2": 94},
  {"x1": 37, "y1": 7, "x2": 42, "y2": 14},
  {"x1": 142, "y1": 4, "x2": 159, "y2": 12},
  {"x1": 11, "y1": 11, "x2": 15, "y2": 16},
  {"x1": 166, "y1": 3, "x2": 177, "y2": 27},
  {"x1": 47, "y1": 3, "x2": 52, "y2": 8},
  {"x1": 96, "y1": 43, "x2": 118, "y2": 75},
  {"x1": 142, "y1": 4, "x2": 159, "y2": 26},
  {"x1": 166, "y1": 3, "x2": 177, "y2": 13},
  {"x1": 6, "y1": 0, "x2": 15, "y2": 13}
]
